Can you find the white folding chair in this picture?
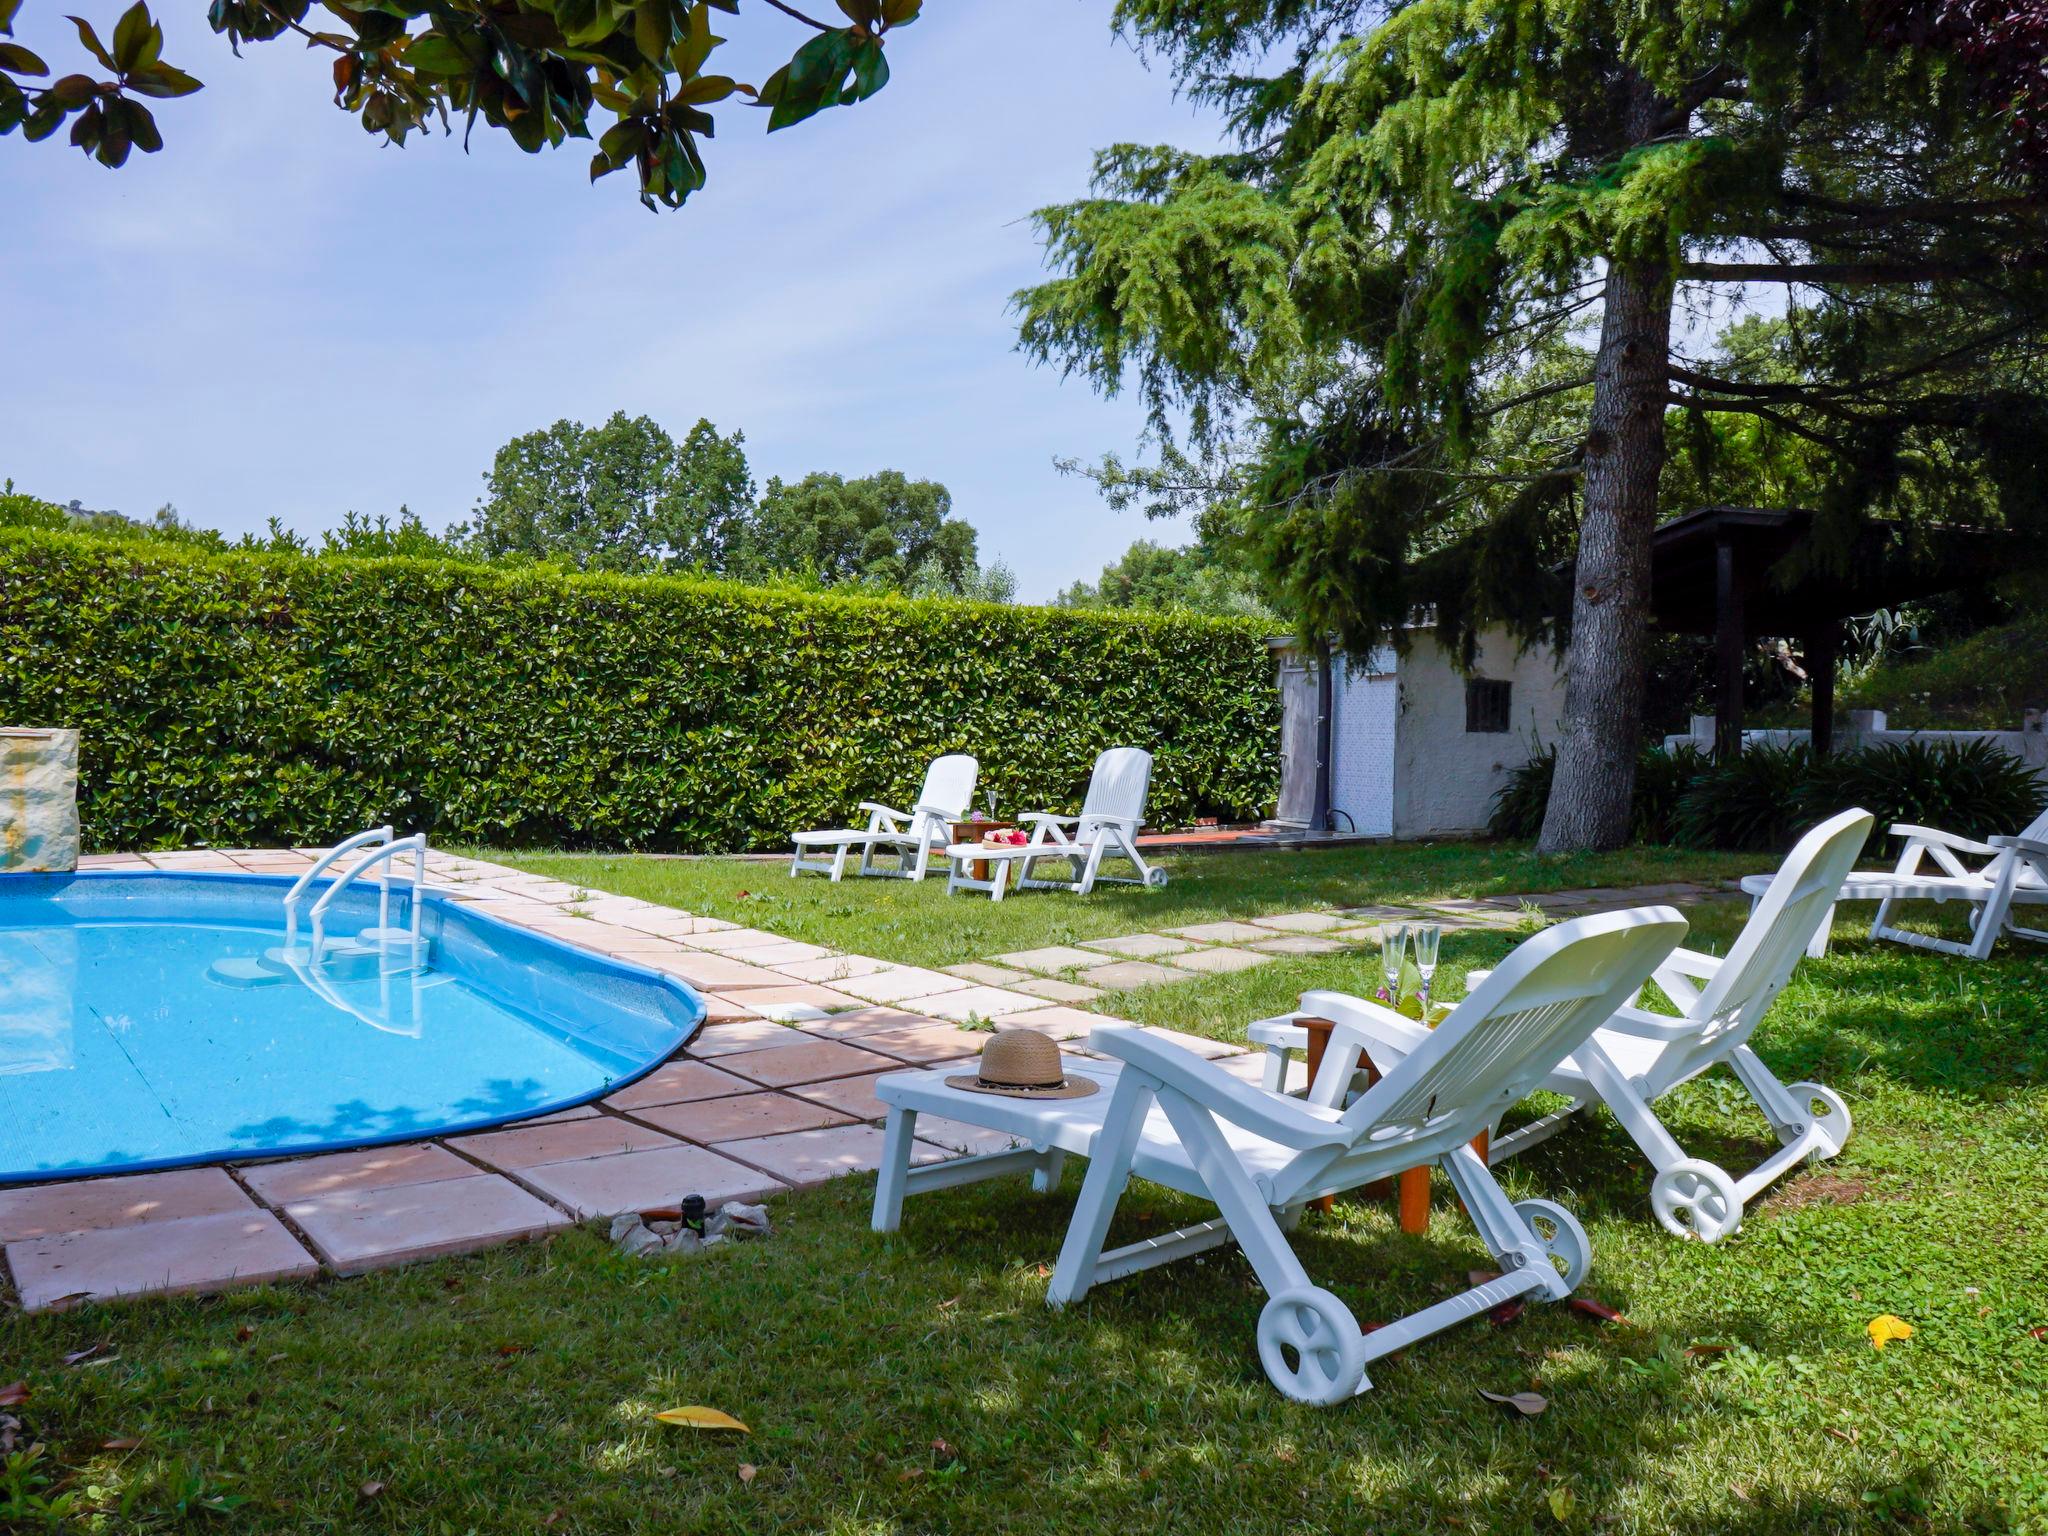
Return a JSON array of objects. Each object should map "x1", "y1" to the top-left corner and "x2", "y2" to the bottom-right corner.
[
  {"x1": 872, "y1": 908, "x2": 1689, "y2": 1403},
  {"x1": 1866, "y1": 806, "x2": 2048, "y2": 960},
  {"x1": 1011, "y1": 746, "x2": 1166, "y2": 894},
  {"x1": 789, "y1": 754, "x2": 977, "y2": 882}
]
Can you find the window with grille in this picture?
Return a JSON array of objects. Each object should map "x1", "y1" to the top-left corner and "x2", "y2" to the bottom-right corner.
[{"x1": 1465, "y1": 678, "x2": 1512, "y2": 733}]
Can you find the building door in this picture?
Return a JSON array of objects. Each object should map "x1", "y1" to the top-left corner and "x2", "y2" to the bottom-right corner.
[
  {"x1": 1274, "y1": 655, "x2": 1319, "y2": 828},
  {"x1": 1329, "y1": 651, "x2": 1397, "y2": 837}
]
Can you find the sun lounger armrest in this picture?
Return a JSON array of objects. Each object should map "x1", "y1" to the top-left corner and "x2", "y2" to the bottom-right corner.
[
  {"x1": 1890, "y1": 824, "x2": 1999, "y2": 857},
  {"x1": 1989, "y1": 834, "x2": 2048, "y2": 858},
  {"x1": 1018, "y1": 812, "x2": 1079, "y2": 827},
  {"x1": 1591, "y1": 1005, "x2": 1701, "y2": 1042},
  {"x1": 1087, "y1": 1026, "x2": 1351, "y2": 1150},
  {"x1": 1296, "y1": 989, "x2": 1433, "y2": 1061},
  {"x1": 859, "y1": 801, "x2": 910, "y2": 825}
]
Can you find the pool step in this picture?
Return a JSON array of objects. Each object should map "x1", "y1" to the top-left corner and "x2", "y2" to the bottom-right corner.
[{"x1": 206, "y1": 937, "x2": 433, "y2": 990}]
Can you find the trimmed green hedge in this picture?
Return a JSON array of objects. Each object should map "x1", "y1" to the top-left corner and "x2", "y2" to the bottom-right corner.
[{"x1": 0, "y1": 530, "x2": 1278, "y2": 852}]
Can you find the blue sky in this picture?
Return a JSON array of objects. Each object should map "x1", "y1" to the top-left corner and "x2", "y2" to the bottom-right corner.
[{"x1": 0, "y1": 3, "x2": 1226, "y2": 598}]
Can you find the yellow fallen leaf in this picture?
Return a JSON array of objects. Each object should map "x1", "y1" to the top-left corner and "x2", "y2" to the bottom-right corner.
[
  {"x1": 655, "y1": 1406, "x2": 750, "y2": 1433},
  {"x1": 1867, "y1": 1314, "x2": 1914, "y2": 1350}
]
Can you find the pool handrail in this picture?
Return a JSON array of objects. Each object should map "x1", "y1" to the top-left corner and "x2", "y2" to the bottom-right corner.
[
  {"x1": 284, "y1": 825, "x2": 394, "y2": 951},
  {"x1": 309, "y1": 832, "x2": 429, "y2": 961}
]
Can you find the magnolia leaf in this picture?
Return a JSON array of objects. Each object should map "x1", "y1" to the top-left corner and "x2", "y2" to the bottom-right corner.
[
  {"x1": 0, "y1": 40, "x2": 48, "y2": 74},
  {"x1": 1478, "y1": 1388, "x2": 1548, "y2": 1416},
  {"x1": 110, "y1": 1, "x2": 160, "y2": 72},
  {"x1": 66, "y1": 15, "x2": 115, "y2": 70},
  {"x1": 1867, "y1": 1314, "x2": 1913, "y2": 1350},
  {"x1": 124, "y1": 62, "x2": 202, "y2": 98},
  {"x1": 0, "y1": 1382, "x2": 27, "y2": 1407},
  {"x1": 655, "y1": 1405, "x2": 750, "y2": 1432},
  {"x1": 1546, "y1": 1484, "x2": 1576, "y2": 1522}
]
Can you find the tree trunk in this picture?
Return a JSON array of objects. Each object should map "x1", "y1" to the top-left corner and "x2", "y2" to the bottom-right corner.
[{"x1": 1536, "y1": 252, "x2": 1675, "y2": 852}]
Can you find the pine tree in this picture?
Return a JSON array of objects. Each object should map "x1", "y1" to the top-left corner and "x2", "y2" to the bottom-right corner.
[{"x1": 1018, "y1": 0, "x2": 2048, "y2": 849}]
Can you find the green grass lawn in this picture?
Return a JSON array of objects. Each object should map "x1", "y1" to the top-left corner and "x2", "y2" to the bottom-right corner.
[
  {"x1": 4, "y1": 851, "x2": 2046, "y2": 1533},
  {"x1": 486, "y1": 840, "x2": 1759, "y2": 971}
]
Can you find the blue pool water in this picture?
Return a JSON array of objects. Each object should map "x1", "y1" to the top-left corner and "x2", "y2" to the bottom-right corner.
[{"x1": 0, "y1": 872, "x2": 703, "y2": 1182}]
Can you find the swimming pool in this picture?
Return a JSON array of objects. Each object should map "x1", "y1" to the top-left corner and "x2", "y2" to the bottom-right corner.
[{"x1": 0, "y1": 872, "x2": 704, "y2": 1183}]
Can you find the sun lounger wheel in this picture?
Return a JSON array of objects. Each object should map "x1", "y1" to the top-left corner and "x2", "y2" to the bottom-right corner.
[
  {"x1": 1146, "y1": 867, "x2": 1169, "y2": 888},
  {"x1": 1650, "y1": 1159, "x2": 1741, "y2": 1243},
  {"x1": 1785, "y1": 1081, "x2": 1851, "y2": 1159},
  {"x1": 1257, "y1": 1287, "x2": 1367, "y2": 1405},
  {"x1": 1513, "y1": 1199, "x2": 1590, "y2": 1288}
]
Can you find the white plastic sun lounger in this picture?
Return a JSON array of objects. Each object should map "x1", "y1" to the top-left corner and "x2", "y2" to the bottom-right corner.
[
  {"x1": 1743, "y1": 805, "x2": 2048, "y2": 961},
  {"x1": 1299, "y1": 808, "x2": 1872, "y2": 1244},
  {"x1": 949, "y1": 745, "x2": 1163, "y2": 897},
  {"x1": 872, "y1": 907, "x2": 1688, "y2": 1403},
  {"x1": 789, "y1": 754, "x2": 977, "y2": 883}
]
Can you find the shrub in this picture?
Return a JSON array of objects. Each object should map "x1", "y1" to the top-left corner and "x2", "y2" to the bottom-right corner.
[
  {"x1": 1795, "y1": 738, "x2": 2046, "y2": 838},
  {"x1": 1487, "y1": 743, "x2": 1705, "y2": 844},
  {"x1": 1670, "y1": 743, "x2": 1815, "y2": 852},
  {"x1": 0, "y1": 529, "x2": 1279, "y2": 852}
]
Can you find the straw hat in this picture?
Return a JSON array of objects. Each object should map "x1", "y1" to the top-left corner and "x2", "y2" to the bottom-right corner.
[{"x1": 946, "y1": 1028, "x2": 1099, "y2": 1099}]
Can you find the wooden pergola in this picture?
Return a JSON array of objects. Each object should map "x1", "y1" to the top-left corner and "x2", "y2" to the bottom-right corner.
[{"x1": 1647, "y1": 506, "x2": 2015, "y2": 758}]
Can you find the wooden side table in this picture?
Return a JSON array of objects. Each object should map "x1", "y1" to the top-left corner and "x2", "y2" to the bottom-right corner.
[{"x1": 1295, "y1": 1012, "x2": 1484, "y2": 1236}]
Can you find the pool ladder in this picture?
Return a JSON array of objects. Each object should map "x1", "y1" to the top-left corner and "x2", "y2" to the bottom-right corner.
[{"x1": 281, "y1": 826, "x2": 432, "y2": 971}]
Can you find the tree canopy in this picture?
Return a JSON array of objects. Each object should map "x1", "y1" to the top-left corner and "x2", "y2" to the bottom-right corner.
[
  {"x1": 1057, "y1": 535, "x2": 1271, "y2": 618},
  {"x1": 467, "y1": 411, "x2": 754, "y2": 571},
  {"x1": 741, "y1": 468, "x2": 980, "y2": 592},
  {"x1": 0, "y1": 0, "x2": 919, "y2": 208},
  {"x1": 1018, "y1": 0, "x2": 2048, "y2": 849}
]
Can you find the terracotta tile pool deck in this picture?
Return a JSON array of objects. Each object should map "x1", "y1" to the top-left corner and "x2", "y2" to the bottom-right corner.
[{"x1": 0, "y1": 847, "x2": 1200, "y2": 1313}]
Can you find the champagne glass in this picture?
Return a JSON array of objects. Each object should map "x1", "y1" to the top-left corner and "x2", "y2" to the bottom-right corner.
[
  {"x1": 1413, "y1": 924, "x2": 1442, "y2": 1018},
  {"x1": 1379, "y1": 924, "x2": 1408, "y2": 1006}
]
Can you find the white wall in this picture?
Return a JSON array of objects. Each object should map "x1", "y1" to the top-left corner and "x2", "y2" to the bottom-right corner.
[
  {"x1": 1663, "y1": 711, "x2": 2048, "y2": 782},
  {"x1": 1392, "y1": 628, "x2": 1567, "y2": 838}
]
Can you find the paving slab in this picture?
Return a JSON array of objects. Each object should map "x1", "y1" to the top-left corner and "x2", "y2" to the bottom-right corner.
[
  {"x1": 790, "y1": 1006, "x2": 946, "y2": 1039},
  {"x1": 603, "y1": 1059, "x2": 758, "y2": 1111},
  {"x1": 239, "y1": 1143, "x2": 478, "y2": 1206},
  {"x1": 845, "y1": 1021, "x2": 990, "y2": 1065},
  {"x1": 1165, "y1": 946, "x2": 1273, "y2": 976},
  {"x1": 284, "y1": 1174, "x2": 567, "y2": 1274},
  {"x1": 989, "y1": 1006, "x2": 1099, "y2": 1041},
  {"x1": 714, "y1": 1038, "x2": 902, "y2": 1088},
  {"x1": 943, "y1": 962, "x2": 1034, "y2": 986},
  {"x1": 1246, "y1": 912, "x2": 1348, "y2": 934},
  {"x1": 917, "y1": 986, "x2": 1055, "y2": 1022},
  {"x1": 515, "y1": 1144, "x2": 785, "y2": 1218},
  {"x1": 0, "y1": 1167, "x2": 253, "y2": 1242},
  {"x1": 630, "y1": 1092, "x2": 855, "y2": 1144},
  {"x1": 773, "y1": 954, "x2": 895, "y2": 985},
  {"x1": 687, "y1": 1019, "x2": 812, "y2": 1057},
  {"x1": 695, "y1": 995, "x2": 765, "y2": 1025},
  {"x1": 787, "y1": 1071, "x2": 896, "y2": 1121},
  {"x1": 7, "y1": 1208, "x2": 318, "y2": 1310},
  {"x1": 830, "y1": 966, "x2": 970, "y2": 1005},
  {"x1": 713, "y1": 1125, "x2": 948, "y2": 1186},
  {"x1": 639, "y1": 951, "x2": 790, "y2": 991},
  {"x1": 1335, "y1": 904, "x2": 1425, "y2": 920},
  {"x1": 1164, "y1": 921, "x2": 1275, "y2": 943},
  {"x1": 681, "y1": 928, "x2": 789, "y2": 954},
  {"x1": 1010, "y1": 976, "x2": 1102, "y2": 1003},
  {"x1": 1248, "y1": 934, "x2": 1353, "y2": 956},
  {"x1": 1075, "y1": 959, "x2": 1197, "y2": 990},
  {"x1": 453, "y1": 1116, "x2": 678, "y2": 1171},
  {"x1": 1076, "y1": 934, "x2": 1198, "y2": 959},
  {"x1": 991, "y1": 945, "x2": 1104, "y2": 974},
  {"x1": 733, "y1": 984, "x2": 870, "y2": 1021},
  {"x1": 744, "y1": 941, "x2": 838, "y2": 968}
]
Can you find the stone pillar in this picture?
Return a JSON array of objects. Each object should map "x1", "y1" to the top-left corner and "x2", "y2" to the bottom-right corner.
[{"x1": 1, "y1": 728, "x2": 80, "y2": 873}]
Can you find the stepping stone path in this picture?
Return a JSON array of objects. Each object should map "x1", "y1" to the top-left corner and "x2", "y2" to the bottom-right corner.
[{"x1": 2, "y1": 849, "x2": 1726, "y2": 1312}]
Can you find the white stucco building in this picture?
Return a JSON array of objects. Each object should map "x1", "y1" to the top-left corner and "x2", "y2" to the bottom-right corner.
[{"x1": 1270, "y1": 627, "x2": 1567, "y2": 839}]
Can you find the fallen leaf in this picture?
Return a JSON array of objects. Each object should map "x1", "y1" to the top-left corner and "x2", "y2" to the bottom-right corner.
[
  {"x1": 930, "y1": 1437, "x2": 958, "y2": 1466},
  {"x1": 100, "y1": 1437, "x2": 141, "y2": 1452},
  {"x1": 1489, "y1": 1297, "x2": 1527, "y2": 1328},
  {"x1": 1867, "y1": 1314, "x2": 1914, "y2": 1350},
  {"x1": 358, "y1": 1480, "x2": 387, "y2": 1500},
  {"x1": 898, "y1": 1467, "x2": 926, "y2": 1483},
  {"x1": 2026, "y1": 1325, "x2": 2047, "y2": 1341},
  {"x1": 1547, "y1": 1484, "x2": 1576, "y2": 1522},
  {"x1": 495, "y1": 1344, "x2": 531, "y2": 1357},
  {"x1": 655, "y1": 1406, "x2": 750, "y2": 1433},
  {"x1": 1685, "y1": 1342, "x2": 1730, "y2": 1359},
  {"x1": 235, "y1": 1326, "x2": 256, "y2": 1343},
  {"x1": 0, "y1": 1382, "x2": 27, "y2": 1408},
  {"x1": 1568, "y1": 1297, "x2": 1632, "y2": 1327},
  {"x1": 737, "y1": 1463, "x2": 758, "y2": 1485},
  {"x1": 63, "y1": 1343, "x2": 109, "y2": 1367},
  {"x1": 1826, "y1": 1426, "x2": 1860, "y2": 1444},
  {"x1": 265, "y1": 1353, "x2": 287, "y2": 1365},
  {"x1": 1478, "y1": 1388, "x2": 1548, "y2": 1417}
]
